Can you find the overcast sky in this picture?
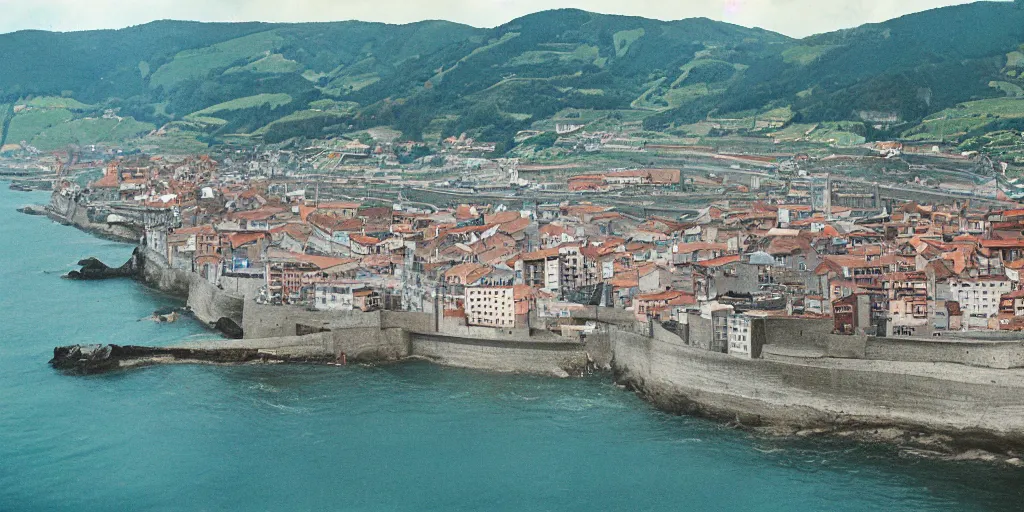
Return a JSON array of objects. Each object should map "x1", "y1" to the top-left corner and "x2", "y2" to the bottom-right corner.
[{"x1": 0, "y1": 0, "x2": 981, "y2": 38}]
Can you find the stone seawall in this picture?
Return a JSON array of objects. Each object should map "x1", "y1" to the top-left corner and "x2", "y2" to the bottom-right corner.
[
  {"x1": 612, "y1": 327, "x2": 1024, "y2": 451},
  {"x1": 139, "y1": 249, "x2": 244, "y2": 333},
  {"x1": 240, "y1": 300, "x2": 584, "y2": 374},
  {"x1": 864, "y1": 337, "x2": 1024, "y2": 370},
  {"x1": 409, "y1": 334, "x2": 587, "y2": 375},
  {"x1": 47, "y1": 191, "x2": 138, "y2": 242}
]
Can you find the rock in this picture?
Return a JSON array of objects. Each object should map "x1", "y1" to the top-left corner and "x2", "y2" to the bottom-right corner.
[
  {"x1": 17, "y1": 205, "x2": 47, "y2": 216},
  {"x1": 215, "y1": 317, "x2": 244, "y2": 339},
  {"x1": 64, "y1": 249, "x2": 143, "y2": 280},
  {"x1": 49, "y1": 344, "x2": 119, "y2": 374},
  {"x1": 551, "y1": 368, "x2": 571, "y2": 379}
]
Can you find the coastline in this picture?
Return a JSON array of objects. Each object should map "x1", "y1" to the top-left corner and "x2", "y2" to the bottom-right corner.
[{"x1": 25, "y1": 198, "x2": 1024, "y2": 465}]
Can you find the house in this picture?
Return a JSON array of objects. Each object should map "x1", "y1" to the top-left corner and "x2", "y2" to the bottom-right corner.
[
  {"x1": 465, "y1": 286, "x2": 516, "y2": 328},
  {"x1": 633, "y1": 290, "x2": 696, "y2": 321},
  {"x1": 833, "y1": 293, "x2": 872, "y2": 335},
  {"x1": 353, "y1": 288, "x2": 382, "y2": 312},
  {"x1": 727, "y1": 312, "x2": 766, "y2": 359},
  {"x1": 940, "y1": 275, "x2": 1011, "y2": 328},
  {"x1": 998, "y1": 290, "x2": 1024, "y2": 331}
]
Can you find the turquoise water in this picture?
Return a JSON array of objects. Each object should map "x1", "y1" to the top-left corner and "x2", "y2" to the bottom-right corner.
[{"x1": 1, "y1": 187, "x2": 1023, "y2": 512}]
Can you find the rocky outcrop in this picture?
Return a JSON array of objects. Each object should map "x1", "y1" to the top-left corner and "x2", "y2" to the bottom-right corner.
[
  {"x1": 49, "y1": 343, "x2": 336, "y2": 375},
  {"x1": 65, "y1": 251, "x2": 142, "y2": 280}
]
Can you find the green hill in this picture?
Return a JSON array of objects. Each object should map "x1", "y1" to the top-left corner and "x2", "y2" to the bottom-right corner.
[{"x1": 1, "y1": 3, "x2": 1024, "y2": 153}]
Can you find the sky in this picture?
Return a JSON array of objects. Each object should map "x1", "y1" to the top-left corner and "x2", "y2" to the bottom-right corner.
[{"x1": 0, "y1": 0, "x2": 981, "y2": 38}]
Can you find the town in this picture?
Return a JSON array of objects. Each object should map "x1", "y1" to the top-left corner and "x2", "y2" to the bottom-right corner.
[{"x1": 20, "y1": 133, "x2": 1024, "y2": 362}]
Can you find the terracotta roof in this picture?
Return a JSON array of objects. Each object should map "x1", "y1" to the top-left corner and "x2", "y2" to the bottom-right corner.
[
  {"x1": 228, "y1": 232, "x2": 267, "y2": 247},
  {"x1": 521, "y1": 248, "x2": 559, "y2": 260},
  {"x1": 349, "y1": 234, "x2": 382, "y2": 246},
  {"x1": 698, "y1": 255, "x2": 742, "y2": 268}
]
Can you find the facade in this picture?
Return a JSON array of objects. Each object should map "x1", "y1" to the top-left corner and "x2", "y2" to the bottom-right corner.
[
  {"x1": 314, "y1": 284, "x2": 357, "y2": 311},
  {"x1": 465, "y1": 287, "x2": 516, "y2": 328},
  {"x1": 727, "y1": 312, "x2": 766, "y2": 359},
  {"x1": 943, "y1": 276, "x2": 1012, "y2": 320}
]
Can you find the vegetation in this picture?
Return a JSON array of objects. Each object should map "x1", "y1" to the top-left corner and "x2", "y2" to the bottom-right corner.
[{"x1": 1, "y1": 3, "x2": 1024, "y2": 152}]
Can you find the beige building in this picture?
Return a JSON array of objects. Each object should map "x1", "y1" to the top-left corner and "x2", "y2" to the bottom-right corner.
[{"x1": 465, "y1": 287, "x2": 516, "y2": 328}]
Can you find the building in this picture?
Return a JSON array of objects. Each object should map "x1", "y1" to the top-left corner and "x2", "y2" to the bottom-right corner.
[
  {"x1": 727, "y1": 312, "x2": 766, "y2": 359},
  {"x1": 942, "y1": 276, "x2": 1012, "y2": 324},
  {"x1": 465, "y1": 286, "x2": 516, "y2": 328},
  {"x1": 998, "y1": 290, "x2": 1024, "y2": 331},
  {"x1": 314, "y1": 284, "x2": 358, "y2": 311},
  {"x1": 833, "y1": 293, "x2": 873, "y2": 335}
]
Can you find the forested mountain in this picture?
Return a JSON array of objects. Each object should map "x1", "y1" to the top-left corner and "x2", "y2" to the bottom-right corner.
[{"x1": 2, "y1": 1, "x2": 1024, "y2": 152}]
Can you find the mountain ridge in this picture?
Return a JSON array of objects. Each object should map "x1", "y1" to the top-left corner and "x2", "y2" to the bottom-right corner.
[{"x1": 1, "y1": 2, "x2": 1023, "y2": 154}]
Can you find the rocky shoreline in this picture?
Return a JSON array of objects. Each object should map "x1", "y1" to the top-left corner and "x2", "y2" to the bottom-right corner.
[{"x1": 49, "y1": 344, "x2": 340, "y2": 375}]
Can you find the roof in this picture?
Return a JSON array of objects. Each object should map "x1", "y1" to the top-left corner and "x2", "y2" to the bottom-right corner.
[
  {"x1": 228, "y1": 232, "x2": 267, "y2": 247},
  {"x1": 636, "y1": 290, "x2": 695, "y2": 303},
  {"x1": 349, "y1": 234, "x2": 382, "y2": 246},
  {"x1": 267, "y1": 249, "x2": 356, "y2": 271},
  {"x1": 698, "y1": 254, "x2": 742, "y2": 268},
  {"x1": 521, "y1": 248, "x2": 560, "y2": 260},
  {"x1": 980, "y1": 239, "x2": 1024, "y2": 249}
]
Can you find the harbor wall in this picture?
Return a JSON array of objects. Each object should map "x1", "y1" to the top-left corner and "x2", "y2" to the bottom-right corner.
[
  {"x1": 611, "y1": 327, "x2": 1024, "y2": 442},
  {"x1": 863, "y1": 337, "x2": 1024, "y2": 370},
  {"x1": 47, "y1": 192, "x2": 137, "y2": 242},
  {"x1": 409, "y1": 334, "x2": 587, "y2": 375},
  {"x1": 139, "y1": 249, "x2": 244, "y2": 329}
]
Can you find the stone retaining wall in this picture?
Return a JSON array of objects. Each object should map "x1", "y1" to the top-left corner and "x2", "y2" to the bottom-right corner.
[{"x1": 611, "y1": 327, "x2": 1024, "y2": 441}]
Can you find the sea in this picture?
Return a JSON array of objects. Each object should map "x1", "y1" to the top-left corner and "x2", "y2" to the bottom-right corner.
[{"x1": 1, "y1": 186, "x2": 1023, "y2": 512}]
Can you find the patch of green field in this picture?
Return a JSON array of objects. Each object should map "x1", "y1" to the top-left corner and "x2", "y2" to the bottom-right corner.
[
  {"x1": 507, "y1": 45, "x2": 599, "y2": 66},
  {"x1": 133, "y1": 127, "x2": 209, "y2": 155},
  {"x1": 5, "y1": 108, "x2": 75, "y2": 143},
  {"x1": 30, "y1": 117, "x2": 155, "y2": 151},
  {"x1": 670, "y1": 59, "x2": 735, "y2": 88},
  {"x1": 302, "y1": 70, "x2": 327, "y2": 82},
  {"x1": 504, "y1": 112, "x2": 533, "y2": 121},
  {"x1": 226, "y1": 53, "x2": 302, "y2": 75},
  {"x1": 186, "y1": 93, "x2": 293, "y2": 118},
  {"x1": 772, "y1": 121, "x2": 864, "y2": 146},
  {"x1": 613, "y1": 28, "x2": 645, "y2": 58},
  {"x1": 904, "y1": 98, "x2": 1024, "y2": 141},
  {"x1": 252, "y1": 109, "x2": 345, "y2": 136},
  {"x1": 990, "y1": 81, "x2": 1024, "y2": 97},
  {"x1": 926, "y1": 98, "x2": 1024, "y2": 119},
  {"x1": 782, "y1": 45, "x2": 840, "y2": 65},
  {"x1": 631, "y1": 77, "x2": 669, "y2": 110},
  {"x1": 308, "y1": 99, "x2": 359, "y2": 112},
  {"x1": 531, "y1": 109, "x2": 651, "y2": 131},
  {"x1": 184, "y1": 116, "x2": 228, "y2": 126},
  {"x1": 150, "y1": 30, "x2": 284, "y2": 90},
  {"x1": 24, "y1": 96, "x2": 91, "y2": 110},
  {"x1": 430, "y1": 32, "x2": 520, "y2": 85},
  {"x1": 1007, "y1": 51, "x2": 1024, "y2": 68}
]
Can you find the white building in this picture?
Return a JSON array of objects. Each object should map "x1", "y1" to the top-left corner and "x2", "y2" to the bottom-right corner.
[
  {"x1": 465, "y1": 286, "x2": 516, "y2": 328},
  {"x1": 727, "y1": 313, "x2": 753, "y2": 359},
  {"x1": 313, "y1": 284, "x2": 356, "y2": 311},
  {"x1": 944, "y1": 276, "x2": 1012, "y2": 320},
  {"x1": 727, "y1": 312, "x2": 765, "y2": 359}
]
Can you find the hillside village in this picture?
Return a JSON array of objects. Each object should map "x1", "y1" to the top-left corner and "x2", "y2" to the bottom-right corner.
[{"x1": 45, "y1": 148, "x2": 1024, "y2": 360}]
